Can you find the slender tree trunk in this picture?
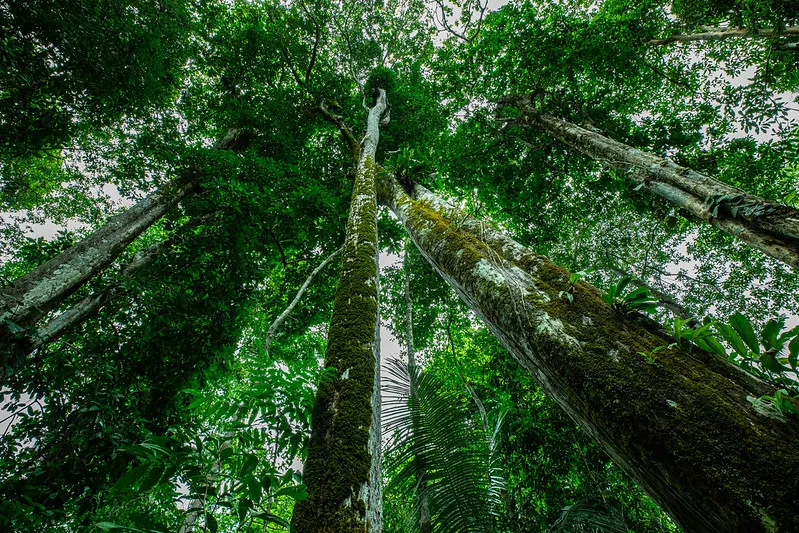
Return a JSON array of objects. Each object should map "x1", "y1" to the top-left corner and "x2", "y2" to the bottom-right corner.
[
  {"x1": 379, "y1": 176, "x2": 799, "y2": 533},
  {"x1": 264, "y1": 246, "x2": 343, "y2": 354},
  {"x1": 648, "y1": 26, "x2": 799, "y2": 45},
  {"x1": 510, "y1": 101, "x2": 799, "y2": 269},
  {"x1": 0, "y1": 130, "x2": 244, "y2": 363},
  {"x1": 403, "y1": 246, "x2": 431, "y2": 533},
  {"x1": 290, "y1": 91, "x2": 388, "y2": 533}
]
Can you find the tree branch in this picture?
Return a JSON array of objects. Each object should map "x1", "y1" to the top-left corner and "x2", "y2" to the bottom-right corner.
[
  {"x1": 319, "y1": 101, "x2": 361, "y2": 161},
  {"x1": 263, "y1": 246, "x2": 343, "y2": 354}
]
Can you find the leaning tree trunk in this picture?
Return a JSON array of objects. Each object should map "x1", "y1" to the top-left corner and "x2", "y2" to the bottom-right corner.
[
  {"x1": 28, "y1": 235, "x2": 175, "y2": 352},
  {"x1": 379, "y1": 176, "x2": 799, "y2": 533},
  {"x1": 511, "y1": 101, "x2": 799, "y2": 270},
  {"x1": 290, "y1": 90, "x2": 388, "y2": 533},
  {"x1": 403, "y1": 246, "x2": 432, "y2": 533},
  {"x1": 648, "y1": 26, "x2": 799, "y2": 45},
  {"x1": 0, "y1": 130, "x2": 244, "y2": 363}
]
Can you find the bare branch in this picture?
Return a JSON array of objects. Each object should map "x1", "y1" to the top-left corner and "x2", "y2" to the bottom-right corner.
[{"x1": 264, "y1": 247, "x2": 343, "y2": 354}]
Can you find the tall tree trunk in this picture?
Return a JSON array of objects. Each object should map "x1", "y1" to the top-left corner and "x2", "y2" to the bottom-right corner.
[
  {"x1": 404, "y1": 246, "x2": 431, "y2": 533},
  {"x1": 648, "y1": 26, "x2": 799, "y2": 45},
  {"x1": 0, "y1": 130, "x2": 244, "y2": 363},
  {"x1": 509, "y1": 100, "x2": 799, "y2": 269},
  {"x1": 290, "y1": 91, "x2": 388, "y2": 533},
  {"x1": 379, "y1": 176, "x2": 799, "y2": 533}
]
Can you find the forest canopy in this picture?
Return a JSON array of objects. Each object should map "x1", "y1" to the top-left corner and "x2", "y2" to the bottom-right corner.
[{"x1": 1, "y1": 0, "x2": 798, "y2": 532}]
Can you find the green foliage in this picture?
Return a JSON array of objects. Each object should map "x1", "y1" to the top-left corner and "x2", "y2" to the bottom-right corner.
[
  {"x1": 365, "y1": 66, "x2": 398, "y2": 101},
  {"x1": 601, "y1": 276, "x2": 659, "y2": 314},
  {"x1": 712, "y1": 313, "x2": 799, "y2": 389},
  {"x1": 383, "y1": 358, "x2": 504, "y2": 533},
  {"x1": 546, "y1": 498, "x2": 628, "y2": 533},
  {"x1": 0, "y1": 0, "x2": 192, "y2": 154}
]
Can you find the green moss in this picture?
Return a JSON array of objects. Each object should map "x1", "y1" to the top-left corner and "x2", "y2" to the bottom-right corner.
[
  {"x1": 393, "y1": 183, "x2": 799, "y2": 532},
  {"x1": 291, "y1": 157, "x2": 380, "y2": 533}
]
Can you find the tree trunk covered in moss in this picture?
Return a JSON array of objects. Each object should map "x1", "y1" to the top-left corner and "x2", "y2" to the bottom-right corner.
[
  {"x1": 0, "y1": 130, "x2": 244, "y2": 365},
  {"x1": 648, "y1": 26, "x2": 799, "y2": 45},
  {"x1": 508, "y1": 98, "x2": 799, "y2": 270},
  {"x1": 291, "y1": 91, "x2": 388, "y2": 533},
  {"x1": 379, "y1": 176, "x2": 799, "y2": 533}
]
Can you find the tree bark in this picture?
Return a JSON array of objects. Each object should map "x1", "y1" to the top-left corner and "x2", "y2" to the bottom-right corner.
[
  {"x1": 379, "y1": 176, "x2": 799, "y2": 533},
  {"x1": 290, "y1": 91, "x2": 388, "y2": 533},
  {"x1": 263, "y1": 246, "x2": 343, "y2": 354},
  {"x1": 403, "y1": 246, "x2": 431, "y2": 533},
  {"x1": 511, "y1": 102, "x2": 799, "y2": 270},
  {"x1": 28, "y1": 236, "x2": 174, "y2": 352},
  {"x1": 648, "y1": 26, "x2": 799, "y2": 45},
  {"x1": 0, "y1": 130, "x2": 244, "y2": 364}
]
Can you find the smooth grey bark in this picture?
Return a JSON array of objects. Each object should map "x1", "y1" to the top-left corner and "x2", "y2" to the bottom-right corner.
[
  {"x1": 380, "y1": 176, "x2": 799, "y2": 533},
  {"x1": 0, "y1": 130, "x2": 243, "y2": 363},
  {"x1": 510, "y1": 101, "x2": 799, "y2": 269},
  {"x1": 649, "y1": 26, "x2": 799, "y2": 45},
  {"x1": 291, "y1": 90, "x2": 387, "y2": 533},
  {"x1": 263, "y1": 246, "x2": 343, "y2": 354},
  {"x1": 403, "y1": 246, "x2": 431, "y2": 533}
]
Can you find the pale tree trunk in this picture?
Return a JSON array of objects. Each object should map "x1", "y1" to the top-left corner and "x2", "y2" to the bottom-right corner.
[
  {"x1": 648, "y1": 26, "x2": 799, "y2": 45},
  {"x1": 29, "y1": 236, "x2": 174, "y2": 351},
  {"x1": 290, "y1": 90, "x2": 388, "y2": 533},
  {"x1": 0, "y1": 130, "x2": 244, "y2": 361},
  {"x1": 379, "y1": 176, "x2": 799, "y2": 533},
  {"x1": 403, "y1": 246, "x2": 431, "y2": 533},
  {"x1": 509, "y1": 100, "x2": 799, "y2": 269},
  {"x1": 263, "y1": 246, "x2": 343, "y2": 354},
  {"x1": 19, "y1": 211, "x2": 218, "y2": 354}
]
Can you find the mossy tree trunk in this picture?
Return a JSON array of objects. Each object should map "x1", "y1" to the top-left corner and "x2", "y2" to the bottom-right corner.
[
  {"x1": 505, "y1": 95, "x2": 799, "y2": 270},
  {"x1": 290, "y1": 91, "x2": 388, "y2": 533},
  {"x1": 380, "y1": 176, "x2": 799, "y2": 533},
  {"x1": 0, "y1": 130, "x2": 245, "y2": 366},
  {"x1": 648, "y1": 26, "x2": 799, "y2": 45}
]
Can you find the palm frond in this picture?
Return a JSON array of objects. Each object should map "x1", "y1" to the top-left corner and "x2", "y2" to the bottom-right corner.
[
  {"x1": 546, "y1": 498, "x2": 629, "y2": 533},
  {"x1": 383, "y1": 358, "x2": 503, "y2": 533}
]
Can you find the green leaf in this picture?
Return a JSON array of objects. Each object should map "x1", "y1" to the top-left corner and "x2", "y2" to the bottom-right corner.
[
  {"x1": 205, "y1": 513, "x2": 218, "y2": 533},
  {"x1": 729, "y1": 313, "x2": 760, "y2": 354},
  {"x1": 139, "y1": 464, "x2": 166, "y2": 492},
  {"x1": 789, "y1": 335, "x2": 799, "y2": 372},
  {"x1": 696, "y1": 336, "x2": 728, "y2": 359},
  {"x1": 245, "y1": 473, "x2": 261, "y2": 501},
  {"x1": 96, "y1": 523, "x2": 125, "y2": 531},
  {"x1": 255, "y1": 513, "x2": 292, "y2": 529},
  {"x1": 716, "y1": 322, "x2": 749, "y2": 358},
  {"x1": 240, "y1": 454, "x2": 259, "y2": 477},
  {"x1": 760, "y1": 318, "x2": 785, "y2": 350},
  {"x1": 760, "y1": 352, "x2": 790, "y2": 374},
  {"x1": 274, "y1": 483, "x2": 308, "y2": 501}
]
